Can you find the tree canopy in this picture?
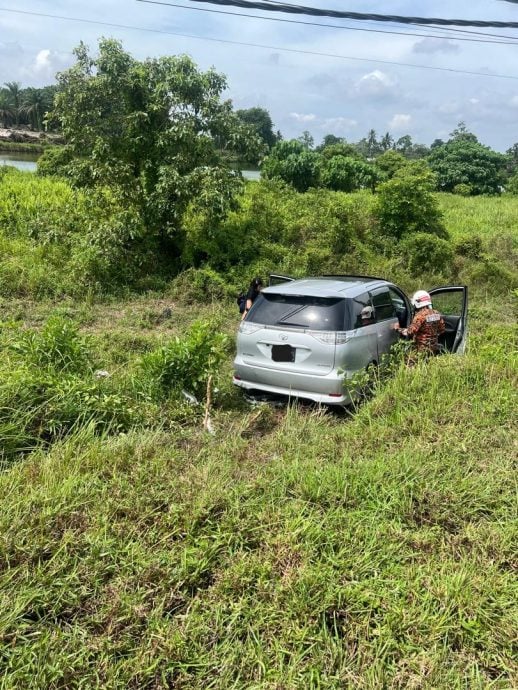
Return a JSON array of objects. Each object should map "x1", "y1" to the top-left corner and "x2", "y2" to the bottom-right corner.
[
  {"x1": 428, "y1": 135, "x2": 506, "y2": 195},
  {"x1": 42, "y1": 39, "x2": 260, "y2": 255},
  {"x1": 235, "y1": 106, "x2": 278, "y2": 150}
]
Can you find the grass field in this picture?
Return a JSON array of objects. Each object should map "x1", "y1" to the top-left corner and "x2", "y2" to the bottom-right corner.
[
  {"x1": 0, "y1": 287, "x2": 516, "y2": 689},
  {"x1": 0, "y1": 168, "x2": 517, "y2": 687}
]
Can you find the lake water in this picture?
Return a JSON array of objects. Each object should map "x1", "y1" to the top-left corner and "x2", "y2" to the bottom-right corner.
[
  {"x1": 0, "y1": 153, "x2": 261, "y2": 179},
  {"x1": 0, "y1": 152, "x2": 38, "y2": 172}
]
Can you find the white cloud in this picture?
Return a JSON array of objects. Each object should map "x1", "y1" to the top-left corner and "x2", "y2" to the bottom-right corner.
[
  {"x1": 354, "y1": 70, "x2": 397, "y2": 98},
  {"x1": 289, "y1": 112, "x2": 316, "y2": 123},
  {"x1": 389, "y1": 114, "x2": 412, "y2": 130},
  {"x1": 412, "y1": 38, "x2": 459, "y2": 55},
  {"x1": 322, "y1": 117, "x2": 358, "y2": 132},
  {"x1": 34, "y1": 49, "x2": 51, "y2": 73}
]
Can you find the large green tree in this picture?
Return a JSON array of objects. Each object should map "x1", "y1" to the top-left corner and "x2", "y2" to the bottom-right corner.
[
  {"x1": 427, "y1": 131, "x2": 506, "y2": 195},
  {"x1": 43, "y1": 39, "x2": 260, "y2": 254},
  {"x1": 235, "y1": 106, "x2": 278, "y2": 149},
  {"x1": 262, "y1": 139, "x2": 321, "y2": 192}
]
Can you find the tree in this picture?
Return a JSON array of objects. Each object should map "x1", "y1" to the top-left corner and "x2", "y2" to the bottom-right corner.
[
  {"x1": 430, "y1": 138, "x2": 445, "y2": 150},
  {"x1": 298, "y1": 130, "x2": 315, "y2": 150},
  {"x1": 428, "y1": 138, "x2": 506, "y2": 195},
  {"x1": 450, "y1": 121, "x2": 478, "y2": 143},
  {"x1": 375, "y1": 150, "x2": 408, "y2": 179},
  {"x1": 43, "y1": 39, "x2": 260, "y2": 255},
  {"x1": 235, "y1": 106, "x2": 278, "y2": 149},
  {"x1": 367, "y1": 128, "x2": 379, "y2": 157},
  {"x1": 262, "y1": 139, "x2": 321, "y2": 192},
  {"x1": 2, "y1": 81, "x2": 22, "y2": 126},
  {"x1": 376, "y1": 162, "x2": 446, "y2": 240},
  {"x1": 395, "y1": 134, "x2": 413, "y2": 156},
  {"x1": 505, "y1": 143, "x2": 518, "y2": 176},
  {"x1": 318, "y1": 134, "x2": 343, "y2": 149},
  {"x1": 320, "y1": 142, "x2": 363, "y2": 161},
  {"x1": 321, "y1": 155, "x2": 379, "y2": 192},
  {"x1": 380, "y1": 132, "x2": 394, "y2": 151}
]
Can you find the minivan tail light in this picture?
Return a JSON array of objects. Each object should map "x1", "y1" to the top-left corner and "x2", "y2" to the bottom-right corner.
[
  {"x1": 308, "y1": 331, "x2": 350, "y2": 345},
  {"x1": 239, "y1": 322, "x2": 263, "y2": 335}
]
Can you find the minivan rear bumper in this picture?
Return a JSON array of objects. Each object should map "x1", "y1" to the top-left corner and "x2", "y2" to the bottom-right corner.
[{"x1": 233, "y1": 358, "x2": 353, "y2": 405}]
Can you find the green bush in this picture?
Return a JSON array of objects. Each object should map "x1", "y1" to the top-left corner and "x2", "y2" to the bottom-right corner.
[
  {"x1": 453, "y1": 234, "x2": 484, "y2": 260},
  {"x1": 168, "y1": 267, "x2": 232, "y2": 303},
  {"x1": 376, "y1": 163, "x2": 447, "y2": 240},
  {"x1": 452, "y1": 183, "x2": 472, "y2": 196},
  {"x1": 12, "y1": 316, "x2": 92, "y2": 374},
  {"x1": 139, "y1": 320, "x2": 229, "y2": 400},
  {"x1": 0, "y1": 317, "x2": 141, "y2": 459},
  {"x1": 399, "y1": 233, "x2": 454, "y2": 276}
]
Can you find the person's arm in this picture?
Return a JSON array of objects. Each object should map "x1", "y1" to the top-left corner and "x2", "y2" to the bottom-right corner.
[
  {"x1": 406, "y1": 311, "x2": 426, "y2": 338},
  {"x1": 241, "y1": 298, "x2": 253, "y2": 320}
]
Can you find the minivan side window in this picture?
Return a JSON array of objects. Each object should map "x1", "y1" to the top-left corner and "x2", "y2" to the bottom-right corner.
[
  {"x1": 388, "y1": 287, "x2": 408, "y2": 327},
  {"x1": 371, "y1": 289, "x2": 396, "y2": 322},
  {"x1": 350, "y1": 293, "x2": 375, "y2": 328}
]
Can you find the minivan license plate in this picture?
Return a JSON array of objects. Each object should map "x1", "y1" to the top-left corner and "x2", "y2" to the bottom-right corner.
[{"x1": 271, "y1": 344, "x2": 295, "y2": 362}]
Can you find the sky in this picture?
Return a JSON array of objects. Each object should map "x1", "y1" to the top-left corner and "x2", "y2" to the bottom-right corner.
[{"x1": 1, "y1": 0, "x2": 518, "y2": 150}]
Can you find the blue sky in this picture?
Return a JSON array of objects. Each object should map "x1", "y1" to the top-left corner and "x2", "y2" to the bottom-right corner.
[{"x1": 1, "y1": 1, "x2": 518, "y2": 150}]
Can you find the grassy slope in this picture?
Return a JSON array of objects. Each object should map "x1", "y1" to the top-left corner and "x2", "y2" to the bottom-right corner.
[
  {"x1": 0, "y1": 294, "x2": 516, "y2": 689},
  {"x1": 438, "y1": 193, "x2": 518, "y2": 239}
]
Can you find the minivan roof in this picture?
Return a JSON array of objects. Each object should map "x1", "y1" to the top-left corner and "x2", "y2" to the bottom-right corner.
[{"x1": 263, "y1": 277, "x2": 385, "y2": 299}]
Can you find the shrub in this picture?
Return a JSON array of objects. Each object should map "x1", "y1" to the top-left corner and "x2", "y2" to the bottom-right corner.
[
  {"x1": 320, "y1": 156, "x2": 378, "y2": 192},
  {"x1": 467, "y1": 259, "x2": 517, "y2": 292},
  {"x1": 453, "y1": 235, "x2": 484, "y2": 260},
  {"x1": 0, "y1": 318, "x2": 141, "y2": 460},
  {"x1": 399, "y1": 233, "x2": 454, "y2": 275},
  {"x1": 168, "y1": 267, "x2": 231, "y2": 303},
  {"x1": 376, "y1": 163, "x2": 447, "y2": 240},
  {"x1": 139, "y1": 320, "x2": 229, "y2": 400},
  {"x1": 453, "y1": 183, "x2": 472, "y2": 196}
]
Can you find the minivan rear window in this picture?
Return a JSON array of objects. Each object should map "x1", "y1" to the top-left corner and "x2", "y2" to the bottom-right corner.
[{"x1": 248, "y1": 294, "x2": 346, "y2": 331}]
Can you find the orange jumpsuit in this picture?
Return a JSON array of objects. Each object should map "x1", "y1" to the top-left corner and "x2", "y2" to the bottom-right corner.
[{"x1": 405, "y1": 307, "x2": 445, "y2": 353}]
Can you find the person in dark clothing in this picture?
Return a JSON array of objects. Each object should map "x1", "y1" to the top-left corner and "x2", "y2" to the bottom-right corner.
[
  {"x1": 242, "y1": 276, "x2": 264, "y2": 319},
  {"x1": 394, "y1": 290, "x2": 445, "y2": 356}
]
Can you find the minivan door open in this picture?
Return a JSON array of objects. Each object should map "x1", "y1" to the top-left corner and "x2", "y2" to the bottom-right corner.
[{"x1": 429, "y1": 286, "x2": 468, "y2": 353}]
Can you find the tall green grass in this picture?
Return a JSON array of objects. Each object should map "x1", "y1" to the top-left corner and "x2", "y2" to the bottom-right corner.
[{"x1": 0, "y1": 337, "x2": 515, "y2": 688}]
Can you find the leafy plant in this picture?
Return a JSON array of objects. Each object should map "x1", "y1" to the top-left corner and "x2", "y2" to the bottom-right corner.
[{"x1": 139, "y1": 320, "x2": 229, "y2": 400}]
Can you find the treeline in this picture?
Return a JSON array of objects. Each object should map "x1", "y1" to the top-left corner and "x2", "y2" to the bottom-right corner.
[
  {"x1": 258, "y1": 123, "x2": 518, "y2": 197},
  {"x1": 1, "y1": 39, "x2": 516, "y2": 300},
  {"x1": 0, "y1": 82, "x2": 59, "y2": 131}
]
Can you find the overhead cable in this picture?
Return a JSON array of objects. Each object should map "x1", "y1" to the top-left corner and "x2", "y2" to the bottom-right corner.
[
  {"x1": 136, "y1": 0, "x2": 518, "y2": 44},
  {"x1": 170, "y1": 0, "x2": 518, "y2": 28},
  {"x1": 1, "y1": 7, "x2": 518, "y2": 80}
]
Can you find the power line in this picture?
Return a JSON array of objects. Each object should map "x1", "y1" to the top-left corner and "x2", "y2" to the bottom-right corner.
[
  {"x1": 174, "y1": 0, "x2": 518, "y2": 28},
  {"x1": 136, "y1": 0, "x2": 518, "y2": 44},
  {"x1": 1, "y1": 7, "x2": 518, "y2": 80}
]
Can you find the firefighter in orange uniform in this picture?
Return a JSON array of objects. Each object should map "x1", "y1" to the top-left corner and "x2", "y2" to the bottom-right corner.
[{"x1": 394, "y1": 290, "x2": 445, "y2": 356}]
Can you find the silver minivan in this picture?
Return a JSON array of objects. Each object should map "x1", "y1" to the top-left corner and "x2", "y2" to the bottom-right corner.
[{"x1": 233, "y1": 275, "x2": 468, "y2": 405}]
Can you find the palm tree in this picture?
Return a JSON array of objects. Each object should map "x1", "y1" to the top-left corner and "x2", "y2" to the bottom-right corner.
[
  {"x1": 0, "y1": 90, "x2": 14, "y2": 127},
  {"x1": 21, "y1": 88, "x2": 46, "y2": 130},
  {"x1": 3, "y1": 81, "x2": 22, "y2": 126},
  {"x1": 380, "y1": 132, "x2": 394, "y2": 151}
]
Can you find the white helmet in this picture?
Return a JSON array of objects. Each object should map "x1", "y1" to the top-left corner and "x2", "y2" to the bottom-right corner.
[{"x1": 411, "y1": 290, "x2": 432, "y2": 309}]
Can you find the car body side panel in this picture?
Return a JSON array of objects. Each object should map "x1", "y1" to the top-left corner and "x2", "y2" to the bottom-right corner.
[{"x1": 335, "y1": 324, "x2": 378, "y2": 374}]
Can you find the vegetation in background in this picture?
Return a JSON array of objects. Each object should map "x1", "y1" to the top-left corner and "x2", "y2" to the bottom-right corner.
[
  {"x1": 0, "y1": 82, "x2": 59, "y2": 131},
  {"x1": 39, "y1": 38, "x2": 261, "y2": 267},
  {"x1": 0, "y1": 42, "x2": 517, "y2": 688}
]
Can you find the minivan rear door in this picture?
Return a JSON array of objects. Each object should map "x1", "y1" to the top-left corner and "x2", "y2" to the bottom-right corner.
[
  {"x1": 370, "y1": 287, "x2": 399, "y2": 359},
  {"x1": 240, "y1": 293, "x2": 345, "y2": 375},
  {"x1": 428, "y1": 286, "x2": 468, "y2": 353}
]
